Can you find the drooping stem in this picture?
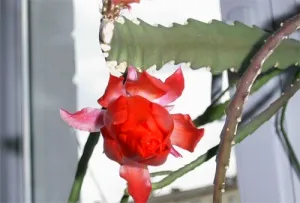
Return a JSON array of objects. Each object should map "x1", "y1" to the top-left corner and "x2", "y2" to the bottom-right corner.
[
  {"x1": 68, "y1": 132, "x2": 100, "y2": 203},
  {"x1": 278, "y1": 103, "x2": 300, "y2": 179},
  {"x1": 213, "y1": 13, "x2": 300, "y2": 203},
  {"x1": 276, "y1": 70, "x2": 300, "y2": 179}
]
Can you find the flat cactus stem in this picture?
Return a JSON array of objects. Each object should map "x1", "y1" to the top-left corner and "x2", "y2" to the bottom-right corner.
[
  {"x1": 104, "y1": 18, "x2": 300, "y2": 75},
  {"x1": 213, "y1": 13, "x2": 300, "y2": 203}
]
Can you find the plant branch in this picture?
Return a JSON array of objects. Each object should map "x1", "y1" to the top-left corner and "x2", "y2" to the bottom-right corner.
[
  {"x1": 235, "y1": 71, "x2": 300, "y2": 143},
  {"x1": 213, "y1": 13, "x2": 300, "y2": 203},
  {"x1": 193, "y1": 68, "x2": 282, "y2": 127},
  {"x1": 278, "y1": 103, "x2": 300, "y2": 179},
  {"x1": 275, "y1": 70, "x2": 300, "y2": 180},
  {"x1": 68, "y1": 132, "x2": 100, "y2": 203}
]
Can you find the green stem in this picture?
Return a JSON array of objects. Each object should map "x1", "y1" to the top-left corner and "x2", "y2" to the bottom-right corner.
[
  {"x1": 151, "y1": 145, "x2": 219, "y2": 190},
  {"x1": 150, "y1": 170, "x2": 172, "y2": 177},
  {"x1": 68, "y1": 132, "x2": 100, "y2": 203},
  {"x1": 235, "y1": 71, "x2": 300, "y2": 144},
  {"x1": 120, "y1": 189, "x2": 130, "y2": 203},
  {"x1": 276, "y1": 70, "x2": 300, "y2": 179},
  {"x1": 279, "y1": 103, "x2": 300, "y2": 178}
]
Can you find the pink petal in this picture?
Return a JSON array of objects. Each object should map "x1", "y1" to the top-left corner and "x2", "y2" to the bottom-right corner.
[
  {"x1": 125, "y1": 71, "x2": 168, "y2": 101},
  {"x1": 156, "y1": 67, "x2": 184, "y2": 106},
  {"x1": 126, "y1": 66, "x2": 139, "y2": 81},
  {"x1": 97, "y1": 74, "x2": 126, "y2": 108},
  {"x1": 170, "y1": 114, "x2": 204, "y2": 152},
  {"x1": 60, "y1": 107, "x2": 105, "y2": 132},
  {"x1": 120, "y1": 159, "x2": 151, "y2": 203},
  {"x1": 170, "y1": 145, "x2": 182, "y2": 158},
  {"x1": 164, "y1": 105, "x2": 175, "y2": 112}
]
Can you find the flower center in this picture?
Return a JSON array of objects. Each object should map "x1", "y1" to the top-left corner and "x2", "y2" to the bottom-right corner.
[
  {"x1": 139, "y1": 137, "x2": 160, "y2": 158},
  {"x1": 144, "y1": 139, "x2": 159, "y2": 151}
]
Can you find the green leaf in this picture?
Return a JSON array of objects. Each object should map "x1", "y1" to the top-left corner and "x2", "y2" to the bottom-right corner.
[{"x1": 107, "y1": 18, "x2": 300, "y2": 75}]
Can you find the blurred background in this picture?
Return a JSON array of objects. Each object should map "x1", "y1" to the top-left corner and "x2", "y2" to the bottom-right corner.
[{"x1": 0, "y1": 0, "x2": 299, "y2": 203}]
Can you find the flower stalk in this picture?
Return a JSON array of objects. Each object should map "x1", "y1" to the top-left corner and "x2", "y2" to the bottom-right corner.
[
  {"x1": 213, "y1": 13, "x2": 300, "y2": 203},
  {"x1": 68, "y1": 132, "x2": 100, "y2": 203}
]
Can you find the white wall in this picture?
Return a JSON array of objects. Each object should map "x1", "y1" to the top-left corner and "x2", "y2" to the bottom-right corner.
[{"x1": 72, "y1": 0, "x2": 237, "y2": 202}]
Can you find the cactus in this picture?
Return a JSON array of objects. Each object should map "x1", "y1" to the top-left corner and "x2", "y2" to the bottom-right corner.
[{"x1": 105, "y1": 18, "x2": 300, "y2": 75}]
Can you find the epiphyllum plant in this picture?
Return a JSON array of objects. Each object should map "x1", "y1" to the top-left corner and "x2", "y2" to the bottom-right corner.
[{"x1": 60, "y1": 66, "x2": 204, "y2": 203}]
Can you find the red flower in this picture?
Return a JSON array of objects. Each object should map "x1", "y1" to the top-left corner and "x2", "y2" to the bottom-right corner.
[{"x1": 60, "y1": 67, "x2": 204, "y2": 203}]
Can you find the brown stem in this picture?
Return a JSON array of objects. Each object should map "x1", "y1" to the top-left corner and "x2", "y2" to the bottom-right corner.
[{"x1": 213, "y1": 13, "x2": 300, "y2": 203}]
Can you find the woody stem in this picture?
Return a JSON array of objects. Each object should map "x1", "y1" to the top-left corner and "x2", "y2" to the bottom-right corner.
[{"x1": 213, "y1": 13, "x2": 300, "y2": 203}]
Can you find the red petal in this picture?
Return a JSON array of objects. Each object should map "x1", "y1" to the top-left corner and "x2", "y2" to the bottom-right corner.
[
  {"x1": 139, "y1": 147, "x2": 170, "y2": 166},
  {"x1": 156, "y1": 67, "x2": 184, "y2": 106},
  {"x1": 60, "y1": 108, "x2": 105, "y2": 132},
  {"x1": 106, "y1": 96, "x2": 128, "y2": 125},
  {"x1": 97, "y1": 74, "x2": 126, "y2": 108},
  {"x1": 102, "y1": 127, "x2": 124, "y2": 164},
  {"x1": 151, "y1": 103, "x2": 174, "y2": 135},
  {"x1": 170, "y1": 114, "x2": 204, "y2": 152},
  {"x1": 125, "y1": 71, "x2": 168, "y2": 101},
  {"x1": 120, "y1": 160, "x2": 151, "y2": 203}
]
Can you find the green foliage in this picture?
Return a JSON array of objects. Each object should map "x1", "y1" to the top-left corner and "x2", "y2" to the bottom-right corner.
[{"x1": 107, "y1": 18, "x2": 300, "y2": 75}]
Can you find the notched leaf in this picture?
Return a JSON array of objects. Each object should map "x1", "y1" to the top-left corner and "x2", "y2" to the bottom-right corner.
[{"x1": 106, "y1": 18, "x2": 300, "y2": 75}]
